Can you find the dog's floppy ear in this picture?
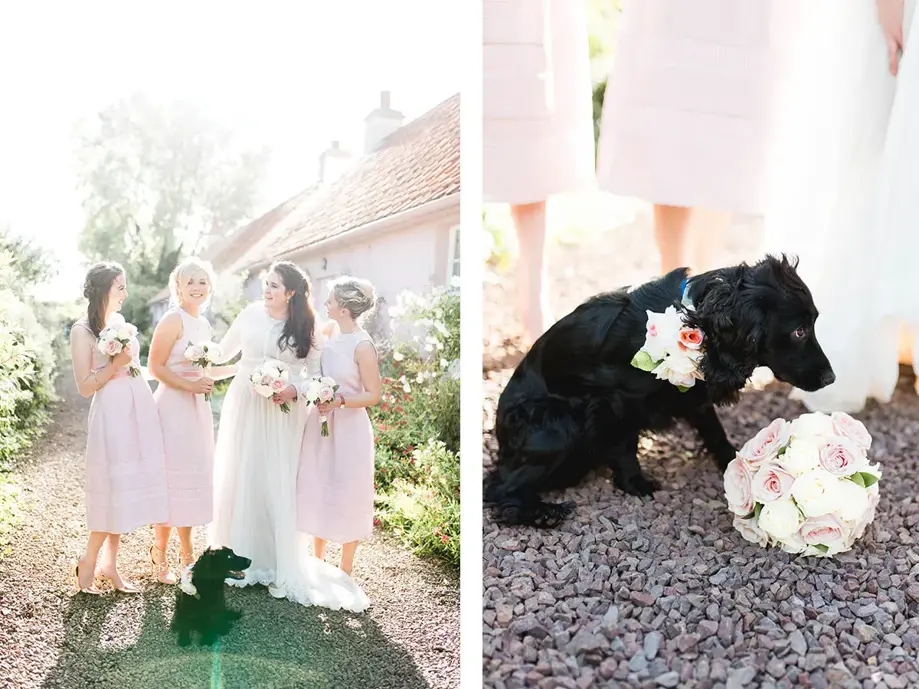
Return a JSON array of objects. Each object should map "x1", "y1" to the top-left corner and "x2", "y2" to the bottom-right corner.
[
  {"x1": 191, "y1": 548, "x2": 220, "y2": 586},
  {"x1": 688, "y1": 266, "x2": 765, "y2": 401}
]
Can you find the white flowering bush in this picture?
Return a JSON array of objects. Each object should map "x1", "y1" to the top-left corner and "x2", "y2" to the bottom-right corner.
[
  {"x1": 725, "y1": 412, "x2": 881, "y2": 557},
  {"x1": 371, "y1": 285, "x2": 459, "y2": 566}
]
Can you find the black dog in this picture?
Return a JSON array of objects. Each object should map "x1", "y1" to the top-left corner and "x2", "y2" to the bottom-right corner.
[
  {"x1": 485, "y1": 255, "x2": 835, "y2": 528},
  {"x1": 171, "y1": 546, "x2": 252, "y2": 647}
]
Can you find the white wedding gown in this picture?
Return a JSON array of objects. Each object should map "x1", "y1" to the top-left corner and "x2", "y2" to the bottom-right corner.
[
  {"x1": 764, "y1": 0, "x2": 919, "y2": 413},
  {"x1": 209, "y1": 302, "x2": 370, "y2": 612}
]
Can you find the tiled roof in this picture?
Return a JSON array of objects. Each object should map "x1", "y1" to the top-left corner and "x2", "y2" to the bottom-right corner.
[{"x1": 241, "y1": 92, "x2": 460, "y2": 269}]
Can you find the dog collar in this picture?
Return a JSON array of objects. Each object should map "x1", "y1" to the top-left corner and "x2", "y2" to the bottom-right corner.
[{"x1": 680, "y1": 278, "x2": 695, "y2": 311}]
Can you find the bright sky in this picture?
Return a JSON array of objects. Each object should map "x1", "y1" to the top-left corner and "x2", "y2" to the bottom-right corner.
[{"x1": 0, "y1": 0, "x2": 463, "y2": 300}]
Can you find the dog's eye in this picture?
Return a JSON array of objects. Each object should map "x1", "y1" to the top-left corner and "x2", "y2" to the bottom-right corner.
[{"x1": 792, "y1": 327, "x2": 807, "y2": 341}]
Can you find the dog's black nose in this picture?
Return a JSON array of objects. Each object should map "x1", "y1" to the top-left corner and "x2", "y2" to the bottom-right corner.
[{"x1": 820, "y1": 369, "x2": 836, "y2": 387}]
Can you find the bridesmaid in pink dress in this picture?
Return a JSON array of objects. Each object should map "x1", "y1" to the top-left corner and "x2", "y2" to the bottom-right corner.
[
  {"x1": 483, "y1": 0, "x2": 595, "y2": 346},
  {"x1": 597, "y1": 0, "x2": 781, "y2": 274},
  {"x1": 69, "y1": 262, "x2": 169, "y2": 594},
  {"x1": 147, "y1": 257, "x2": 231, "y2": 583},
  {"x1": 296, "y1": 276, "x2": 382, "y2": 575}
]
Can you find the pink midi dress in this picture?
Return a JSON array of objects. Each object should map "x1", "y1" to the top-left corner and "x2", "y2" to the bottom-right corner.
[
  {"x1": 152, "y1": 307, "x2": 215, "y2": 527},
  {"x1": 596, "y1": 0, "x2": 779, "y2": 215},
  {"x1": 483, "y1": 0, "x2": 596, "y2": 205},
  {"x1": 297, "y1": 328, "x2": 376, "y2": 544},
  {"x1": 75, "y1": 318, "x2": 168, "y2": 534}
]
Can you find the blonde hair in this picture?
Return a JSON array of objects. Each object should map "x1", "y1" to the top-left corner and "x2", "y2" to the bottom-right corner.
[
  {"x1": 329, "y1": 275, "x2": 377, "y2": 323},
  {"x1": 169, "y1": 256, "x2": 217, "y2": 309}
]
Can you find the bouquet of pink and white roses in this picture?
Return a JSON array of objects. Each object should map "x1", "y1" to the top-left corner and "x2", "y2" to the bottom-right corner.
[
  {"x1": 97, "y1": 321, "x2": 140, "y2": 377},
  {"x1": 300, "y1": 376, "x2": 339, "y2": 437},
  {"x1": 725, "y1": 411, "x2": 881, "y2": 557},
  {"x1": 184, "y1": 341, "x2": 222, "y2": 401},
  {"x1": 249, "y1": 359, "x2": 292, "y2": 413},
  {"x1": 630, "y1": 306, "x2": 705, "y2": 391}
]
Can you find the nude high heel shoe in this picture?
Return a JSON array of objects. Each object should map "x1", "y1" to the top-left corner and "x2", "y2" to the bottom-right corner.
[{"x1": 149, "y1": 544, "x2": 177, "y2": 585}]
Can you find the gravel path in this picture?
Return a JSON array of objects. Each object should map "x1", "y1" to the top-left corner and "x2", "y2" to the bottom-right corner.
[
  {"x1": 483, "y1": 208, "x2": 919, "y2": 688},
  {"x1": 0, "y1": 368, "x2": 459, "y2": 689}
]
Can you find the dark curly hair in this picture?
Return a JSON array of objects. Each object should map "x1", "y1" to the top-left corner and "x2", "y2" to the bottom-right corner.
[
  {"x1": 269, "y1": 261, "x2": 316, "y2": 359},
  {"x1": 83, "y1": 262, "x2": 125, "y2": 337}
]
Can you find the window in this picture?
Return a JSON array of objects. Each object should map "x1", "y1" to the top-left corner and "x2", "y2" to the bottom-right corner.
[{"x1": 447, "y1": 224, "x2": 460, "y2": 279}]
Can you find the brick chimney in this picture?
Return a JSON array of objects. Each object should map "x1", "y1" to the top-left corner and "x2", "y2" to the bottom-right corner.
[
  {"x1": 318, "y1": 140, "x2": 353, "y2": 184},
  {"x1": 363, "y1": 90, "x2": 405, "y2": 154}
]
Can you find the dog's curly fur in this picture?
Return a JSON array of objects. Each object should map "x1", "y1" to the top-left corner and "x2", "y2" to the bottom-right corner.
[
  {"x1": 171, "y1": 546, "x2": 252, "y2": 647},
  {"x1": 485, "y1": 255, "x2": 836, "y2": 528}
]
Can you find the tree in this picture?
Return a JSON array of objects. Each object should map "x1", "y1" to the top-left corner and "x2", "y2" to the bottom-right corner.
[
  {"x1": 0, "y1": 225, "x2": 56, "y2": 294},
  {"x1": 73, "y1": 94, "x2": 270, "y2": 341}
]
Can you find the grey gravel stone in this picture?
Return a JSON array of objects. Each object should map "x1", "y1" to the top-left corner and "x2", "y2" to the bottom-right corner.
[
  {"x1": 644, "y1": 632, "x2": 661, "y2": 660},
  {"x1": 655, "y1": 671, "x2": 680, "y2": 687}
]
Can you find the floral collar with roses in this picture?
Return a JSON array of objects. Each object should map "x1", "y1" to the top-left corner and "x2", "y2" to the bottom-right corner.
[{"x1": 630, "y1": 278, "x2": 705, "y2": 391}]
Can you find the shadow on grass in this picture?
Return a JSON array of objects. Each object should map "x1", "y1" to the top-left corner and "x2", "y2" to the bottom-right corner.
[{"x1": 43, "y1": 584, "x2": 430, "y2": 689}]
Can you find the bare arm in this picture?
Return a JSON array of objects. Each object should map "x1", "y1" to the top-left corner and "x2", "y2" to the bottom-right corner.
[
  {"x1": 148, "y1": 312, "x2": 209, "y2": 394},
  {"x1": 338, "y1": 341, "x2": 382, "y2": 409},
  {"x1": 70, "y1": 324, "x2": 125, "y2": 398}
]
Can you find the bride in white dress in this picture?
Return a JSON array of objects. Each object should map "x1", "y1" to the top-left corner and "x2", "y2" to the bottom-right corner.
[
  {"x1": 764, "y1": 0, "x2": 919, "y2": 413},
  {"x1": 210, "y1": 261, "x2": 369, "y2": 612}
]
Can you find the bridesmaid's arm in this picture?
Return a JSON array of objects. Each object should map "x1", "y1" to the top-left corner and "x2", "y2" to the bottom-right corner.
[
  {"x1": 148, "y1": 312, "x2": 196, "y2": 392},
  {"x1": 70, "y1": 325, "x2": 119, "y2": 397},
  {"x1": 332, "y1": 341, "x2": 382, "y2": 410},
  {"x1": 208, "y1": 364, "x2": 238, "y2": 380}
]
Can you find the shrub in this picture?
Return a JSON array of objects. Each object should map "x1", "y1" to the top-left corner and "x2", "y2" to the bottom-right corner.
[
  {"x1": 375, "y1": 439, "x2": 459, "y2": 567},
  {"x1": 0, "y1": 234, "x2": 57, "y2": 469},
  {"x1": 370, "y1": 285, "x2": 460, "y2": 567}
]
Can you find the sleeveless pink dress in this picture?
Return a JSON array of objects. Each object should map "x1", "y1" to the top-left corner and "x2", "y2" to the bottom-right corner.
[
  {"x1": 297, "y1": 328, "x2": 376, "y2": 544},
  {"x1": 75, "y1": 317, "x2": 168, "y2": 534},
  {"x1": 152, "y1": 307, "x2": 215, "y2": 527}
]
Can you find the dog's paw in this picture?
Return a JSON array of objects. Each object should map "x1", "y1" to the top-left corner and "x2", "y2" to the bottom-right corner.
[
  {"x1": 616, "y1": 472, "x2": 660, "y2": 497},
  {"x1": 532, "y1": 501, "x2": 575, "y2": 528}
]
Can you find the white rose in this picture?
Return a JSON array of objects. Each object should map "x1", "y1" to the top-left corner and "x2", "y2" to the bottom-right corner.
[
  {"x1": 790, "y1": 469, "x2": 842, "y2": 518},
  {"x1": 778, "y1": 437, "x2": 822, "y2": 477},
  {"x1": 758, "y1": 498, "x2": 803, "y2": 540},
  {"x1": 779, "y1": 531, "x2": 807, "y2": 554},
  {"x1": 733, "y1": 516, "x2": 768, "y2": 547},
  {"x1": 643, "y1": 307, "x2": 683, "y2": 361},
  {"x1": 652, "y1": 352, "x2": 701, "y2": 388},
  {"x1": 789, "y1": 412, "x2": 835, "y2": 440},
  {"x1": 835, "y1": 479, "x2": 870, "y2": 521}
]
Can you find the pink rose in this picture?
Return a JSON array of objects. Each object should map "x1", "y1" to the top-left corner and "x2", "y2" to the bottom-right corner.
[
  {"x1": 260, "y1": 374, "x2": 273, "y2": 386},
  {"x1": 318, "y1": 385, "x2": 334, "y2": 402},
  {"x1": 751, "y1": 462, "x2": 795, "y2": 503},
  {"x1": 271, "y1": 379, "x2": 286, "y2": 392},
  {"x1": 830, "y1": 411, "x2": 872, "y2": 452},
  {"x1": 105, "y1": 339, "x2": 121, "y2": 356},
  {"x1": 724, "y1": 458, "x2": 755, "y2": 516},
  {"x1": 678, "y1": 327, "x2": 704, "y2": 350},
  {"x1": 818, "y1": 436, "x2": 866, "y2": 477},
  {"x1": 799, "y1": 514, "x2": 848, "y2": 549},
  {"x1": 738, "y1": 418, "x2": 791, "y2": 470}
]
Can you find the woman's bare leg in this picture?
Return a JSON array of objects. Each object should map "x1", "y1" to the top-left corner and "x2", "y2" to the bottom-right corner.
[
  {"x1": 510, "y1": 201, "x2": 552, "y2": 346},
  {"x1": 313, "y1": 536, "x2": 327, "y2": 561},
  {"x1": 340, "y1": 541, "x2": 359, "y2": 575},
  {"x1": 177, "y1": 527, "x2": 195, "y2": 566},
  {"x1": 653, "y1": 204, "x2": 693, "y2": 274},
  {"x1": 76, "y1": 531, "x2": 107, "y2": 590}
]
